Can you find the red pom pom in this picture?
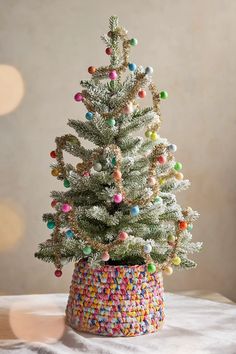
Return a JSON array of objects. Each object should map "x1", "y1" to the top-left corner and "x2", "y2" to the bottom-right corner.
[
  {"x1": 138, "y1": 90, "x2": 146, "y2": 98},
  {"x1": 54, "y1": 269, "x2": 62, "y2": 277},
  {"x1": 51, "y1": 199, "x2": 57, "y2": 208},
  {"x1": 157, "y1": 155, "x2": 166, "y2": 164},
  {"x1": 179, "y1": 221, "x2": 188, "y2": 231},
  {"x1": 105, "y1": 47, "x2": 112, "y2": 55},
  {"x1": 50, "y1": 150, "x2": 57, "y2": 158}
]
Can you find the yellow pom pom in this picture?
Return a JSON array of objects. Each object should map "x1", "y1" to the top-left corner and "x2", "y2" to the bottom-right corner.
[
  {"x1": 164, "y1": 266, "x2": 173, "y2": 275},
  {"x1": 150, "y1": 131, "x2": 158, "y2": 141},
  {"x1": 172, "y1": 256, "x2": 181, "y2": 266},
  {"x1": 175, "y1": 172, "x2": 184, "y2": 180},
  {"x1": 51, "y1": 168, "x2": 60, "y2": 177},
  {"x1": 159, "y1": 178, "x2": 165, "y2": 185}
]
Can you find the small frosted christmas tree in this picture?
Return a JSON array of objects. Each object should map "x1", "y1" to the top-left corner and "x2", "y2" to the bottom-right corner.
[{"x1": 35, "y1": 16, "x2": 202, "y2": 278}]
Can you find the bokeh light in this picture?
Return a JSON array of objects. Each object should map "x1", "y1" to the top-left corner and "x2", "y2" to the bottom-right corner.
[
  {"x1": 0, "y1": 200, "x2": 25, "y2": 251},
  {"x1": 0, "y1": 64, "x2": 24, "y2": 116},
  {"x1": 9, "y1": 297, "x2": 65, "y2": 343}
]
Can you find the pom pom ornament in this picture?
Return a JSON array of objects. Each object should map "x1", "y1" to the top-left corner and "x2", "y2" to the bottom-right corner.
[
  {"x1": 187, "y1": 223, "x2": 193, "y2": 231},
  {"x1": 150, "y1": 131, "x2": 158, "y2": 141},
  {"x1": 160, "y1": 91, "x2": 168, "y2": 99},
  {"x1": 144, "y1": 244, "x2": 152, "y2": 254},
  {"x1": 47, "y1": 220, "x2": 55, "y2": 229},
  {"x1": 157, "y1": 155, "x2": 166, "y2": 164},
  {"x1": 64, "y1": 179, "x2": 70, "y2": 188},
  {"x1": 51, "y1": 168, "x2": 60, "y2": 177},
  {"x1": 83, "y1": 246, "x2": 92, "y2": 255},
  {"x1": 66, "y1": 230, "x2": 74, "y2": 239},
  {"x1": 179, "y1": 221, "x2": 188, "y2": 231},
  {"x1": 118, "y1": 231, "x2": 128, "y2": 241},
  {"x1": 154, "y1": 196, "x2": 162, "y2": 204},
  {"x1": 51, "y1": 199, "x2": 57, "y2": 208},
  {"x1": 138, "y1": 89, "x2": 146, "y2": 98},
  {"x1": 93, "y1": 162, "x2": 102, "y2": 172},
  {"x1": 88, "y1": 66, "x2": 96, "y2": 74},
  {"x1": 61, "y1": 203, "x2": 72, "y2": 213},
  {"x1": 50, "y1": 150, "x2": 57, "y2": 158},
  {"x1": 148, "y1": 176, "x2": 156, "y2": 186},
  {"x1": 130, "y1": 205, "x2": 140, "y2": 216},
  {"x1": 106, "y1": 118, "x2": 116, "y2": 127},
  {"x1": 105, "y1": 47, "x2": 112, "y2": 55},
  {"x1": 113, "y1": 193, "x2": 123, "y2": 204},
  {"x1": 55, "y1": 269, "x2": 62, "y2": 277},
  {"x1": 174, "y1": 162, "x2": 183, "y2": 171},
  {"x1": 147, "y1": 263, "x2": 156, "y2": 273},
  {"x1": 172, "y1": 256, "x2": 181, "y2": 266},
  {"x1": 164, "y1": 266, "x2": 173, "y2": 275},
  {"x1": 167, "y1": 144, "x2": 177, "y2": 153},
  {"x1": 168, "y1": 234, "x2": 176, "y2": 243},
  {"x1": 109, "y1": 70, "x2": 118, "y2": 80},
  {"x1": 145, "y1": 130, "x2": 152, "y2": 138},
  {"x1": 85, "y1": 112, "x2": 94, "y2": 121},
  {"x1": 145, "y1": 66, "x2": 153, "y2": 75},
  {"x1": 82, "y1": 171, "x2": 90, "y2": 177},
  {"x1": 130, "y1": 38, "x2": 138, "y2": 46},
  {"x1": 123, "y1": 102, "x2": 134, "y2": 114},
  {"x1": 101, "y1": 251, "x2": 110, "y2": 261},
  {"x1": 128, "y1": 63, "x2": 137, "y2": 71},
  {"x1": 113, "y1": 169, "x2": 122, "y2": 181},
  {"x1": 74, "y1": 92, "x2": 83, "y2": 102},
  {"x1": 175, "y1": 172, "x2": 184, "y2": 180}
]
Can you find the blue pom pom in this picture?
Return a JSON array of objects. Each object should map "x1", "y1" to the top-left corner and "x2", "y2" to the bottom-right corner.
[
  {"x1": 128, "y1": 63, "x2": 137, "y2": 72},
  {"x1": 130, "y1": 205, "x2": 140, "y2": 216},
  {"x1": 85, "y1": 112, "x2": 94, "y2": 121},
  {"x1": 65, "y1": 229, "x2": 74, "y2": 238}
]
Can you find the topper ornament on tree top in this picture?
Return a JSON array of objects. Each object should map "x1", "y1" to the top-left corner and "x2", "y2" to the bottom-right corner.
[{"x1": 35, "y1": 16, "x2": 202, "y2": 337}]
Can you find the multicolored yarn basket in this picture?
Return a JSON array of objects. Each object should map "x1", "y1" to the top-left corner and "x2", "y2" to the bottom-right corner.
[{"x1": 65, "y1": 259, "x2": 165, "y2": 336}]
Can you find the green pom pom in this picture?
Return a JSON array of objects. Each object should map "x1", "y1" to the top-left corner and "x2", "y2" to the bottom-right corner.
[
  {"x1": 168, "y1": 234, "x2": 176, "y2": 243},
  {"x1": 174, "y1": 162, "x2": 182, "y2": 171},
  {"x1": 187, "y1": 223, "x2": 193, "y2": 231},
  {"x1": 154, "y1": 196, "x2": 162, "y2": 204},
  {"x1": 47, "y1": 220, "x2": 55, "y2": 229},
  {"x1": 147, "y1": 263, "x2": 156, "y2": 273},
  {"x1": 83, "y1": 246, "x2": 92, "y2": 255},
  {"x1": 130, "y1": 38, "x2": 138, "y2": 46},
  {"x1": 111, "y1": 157, "x2": 116, "y2": 166},
  {"x1": 63, "y1": 179, "x2": 70, "y2": 188},
  {"x1": 106, "y1": 118, "x2": 116, "y2": 127},
  {"x1": 160, "y1": 91, "x2": 168, "y2": 99},
  {"x1": 145, "y1": 130, "x2": 152, "y2": 138}
]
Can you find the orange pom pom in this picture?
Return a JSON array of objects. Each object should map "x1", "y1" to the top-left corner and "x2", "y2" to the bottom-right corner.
[
  {"x1": 51, "y1": 168, "x2": 60, "y2": 177},
  {"x1": 113, "y1": 170, "x2": 122, "y2": 181},
  {"x1": 88, "y1": 66, "x2": 96, "y2": 74},
  {"x1": 179, "y1": 221, "x2": 188, "y2": 230}
]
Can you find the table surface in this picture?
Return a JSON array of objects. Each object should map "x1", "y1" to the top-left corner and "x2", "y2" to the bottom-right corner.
[{"x1": 0, "y1": 292, "x2": 235, "y2": 354}]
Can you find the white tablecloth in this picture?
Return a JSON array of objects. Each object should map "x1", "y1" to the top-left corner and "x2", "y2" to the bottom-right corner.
[{"x1": 0, "y1": 293, "x2": 235, "y2": 354}]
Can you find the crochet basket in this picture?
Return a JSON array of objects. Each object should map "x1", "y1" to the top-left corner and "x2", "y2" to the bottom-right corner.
[{"x1": 65, "y1": 259, "x2": 165, "y2": 336}]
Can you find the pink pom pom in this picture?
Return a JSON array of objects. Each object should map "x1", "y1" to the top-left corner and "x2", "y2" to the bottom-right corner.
[
  {"x1": 101, "y1": 251, "x2": 110, "y2": 261},
  {"x1": 113, "y1": 193, "x2": 123, "y2": 203},
  {"x1": 148, "y1": 176, "x2": 156, "y2": 186},
  {"x1": 54, "y1": 269, "x2": 62, "y2": 277},
  {"x1": 109, "y1": 70, "x2": 118, "y2": 80},
  {"x1": 157, "y1": 155, "x2": 166, "y2": 164},
  {"x1": 74, "y1": 92, "x2": 83, "y2": 102},
  {"x1": 118, "y1": 231, "x2": 128, "y2": 241},
  {"x1": 61, "y1": 203, "x2": 72, "y2": 213},
  {"x1": 123, "y1": 102, "x2": 134, "y2": 114},
  {"x1": 82, "y1": 171, "x2": 90, "y2": 177}
]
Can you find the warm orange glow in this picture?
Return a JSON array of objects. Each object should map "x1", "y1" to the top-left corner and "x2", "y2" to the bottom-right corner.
[
  {"x1": 0, "y1": 65, "x2": 24, "y2": 115},
  {"x1": 9, "y1": 297, "x2": 65, "y2": 343},
  {"x1": 0, "y1": 200, "x2": 24, "y2": 251}
]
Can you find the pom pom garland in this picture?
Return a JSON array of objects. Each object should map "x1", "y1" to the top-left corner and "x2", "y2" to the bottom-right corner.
[
  {"x1": 113, "y1": 169, "x2": 122, "y2": 181},
  {"x1": 128, "y1": 63, "x2": 137, "y2": 71},
  {"x1": 164, "y1": 266, "x2": 173, "y2": 275},
  {"x1": 63, "y1": 179, "x2": 70, "y2": 188},
  {"x1": 145, "y1": 66, "x2": 153, "y2": 75},
  {"x1": 150, "y1": 132, "x2": 158, "y2": 141},
  {"x1": 83, "y1": 246, "x2": 92, "y2": 255},
  {"x1": 167, "y1": 144, "x2": 177, "y2": 153},
  {"x1": 106, "y1": 118, "x2": 116, "y2": 127},
  {"x1": 138, "y1": 89, "x2": 146, "y2": 98},
  {"x1": 51, "y1": 199, "x2": 57, "y2": 208},
  {"x1": 174, "y1": 162, "x2": 183, "y2": 171},
  {"x1": 148, "y1": 176, "x2": 156, "y2": 186},
  {"x1": 157, "y1": 155, "x2": 166, "y2": 164},
  {"x1": 187, "y1": 223, "x2": 193, "y2": 231},
  {"x1": 123, "y1": 102, "x2": 134, "y2": 114},
  {"x1": 145, "y1": 130, "x2": 152, "y2": 138},
  {"x1": 179, "y1": 221, "x2": 188, "y2": 230},
  {"x1": 66, "y1": 229, "x2": 74, "y2": 238},
  {"x1": 101, "y1": 251, "x2": 110, "y2": 261},
  {"x1": 144, "y1": 244, "x2": 152, "y2": 254},
  {"x1": 51, "y1": 168, "x2": 60, "y2": 177},
  {"x1": 160, "y1": 91, "x2": 168, "y2": 99},
  {"x1": 147, "y1": 263, "x2": 156, "y2": 273},
  {"x1": 93, "y1": 162, "x2": 102, "y2": 172},
  {"x1": 172, "y1": 255, "x2": 181, "y2": 266},
  {"x1": 105, "y1": 47, "x2": 112, "y2": 55},
  {"x1": 82, "y1": 171, "x2": 90, "y2": 177},
  {"x1": 175, "y1": 172, "x2": 184, "y2": 180},
  {"x1": 129, "y1": 38, "x2": 138, "y2": 46}
]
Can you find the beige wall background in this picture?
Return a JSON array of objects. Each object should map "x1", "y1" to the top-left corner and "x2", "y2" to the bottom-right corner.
[{"x1": 0, "y1": 0, "x2": 236, "y2": 301}]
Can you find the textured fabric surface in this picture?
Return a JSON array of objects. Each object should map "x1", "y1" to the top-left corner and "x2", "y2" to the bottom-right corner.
[
  {"x1": 0, "y1": 292, "x2": 236, "y2": 354},
  {"x1": 66, "y1": 261, "x2": 164, "y2": 336}
]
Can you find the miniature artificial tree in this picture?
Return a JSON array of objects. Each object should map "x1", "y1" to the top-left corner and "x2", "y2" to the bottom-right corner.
[{"x1": 35, "y1": 16, "x2": 202, "y2": 336}]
